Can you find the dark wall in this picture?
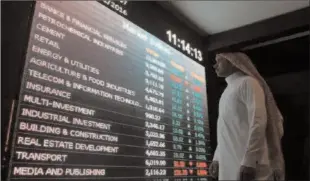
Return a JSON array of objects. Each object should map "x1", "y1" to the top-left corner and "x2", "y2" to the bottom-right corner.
[
  {"x1": 1, "y1": 0, "x2": 34, "y2": 153},
  {"x1": 1, "y1": 1, "x2": 35, "y2": 179},
  {"x1": 245, "y1": 36, "x2": 309, "y2": 77},
  {"x1": 276, "y1": 94, "x2": 309, "y2": 180}
]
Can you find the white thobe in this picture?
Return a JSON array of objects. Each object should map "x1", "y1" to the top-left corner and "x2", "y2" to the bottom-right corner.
[{"x1": 213, "y1": 72, "x2": 273, "y2": 180}]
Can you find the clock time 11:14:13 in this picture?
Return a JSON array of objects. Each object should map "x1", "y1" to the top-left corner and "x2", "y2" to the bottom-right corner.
[{"x1": 166, "y1": 30, "x2": 203, "y2": 62}]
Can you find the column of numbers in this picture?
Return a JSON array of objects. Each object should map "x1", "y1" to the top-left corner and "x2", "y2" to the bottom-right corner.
[
  {"x1": 191, "y1": 78, "x2": 208, "y2": 178},
  {"x1": 144, "y1": 51, "x2": 167, "y2": 177},
  {"x1": 171, "y1": 65, "x2": 188, "y2": 178}
]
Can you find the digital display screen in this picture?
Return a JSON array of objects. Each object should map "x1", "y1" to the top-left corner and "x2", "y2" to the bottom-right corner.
[{"x1": 7, "y1": 1, "x2": 211, "y2": 181}]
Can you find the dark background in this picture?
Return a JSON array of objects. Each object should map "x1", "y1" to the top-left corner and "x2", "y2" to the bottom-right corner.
[{"x1": 2, "y1": 3, "x2": 36, "y2": 175}]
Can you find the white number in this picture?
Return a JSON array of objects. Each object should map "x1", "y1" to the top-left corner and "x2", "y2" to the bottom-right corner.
[
  {"x1": 166, "y1": 30, "x2": 172, "y2": 43},
  {"x1": 145, "y1": 159, "x2": 167, "y2": 166},
  {"x1": 145, "y1": 130, "x2": 165, "y2": 139},
  {"x1": 185, "y1": 42, "x2": 191, "y2": 54},
  {"x1": 145, "y1": 149, "x2": 166, "y2": 157},
  {"x1": 197, "y1": 50, "x2": 203, "y2": 61},
  {"x1": 145, "y1": 169, "x2": 166, "y2": 176},
  {"x1": 145, "y1": 121, "x2": 165, "y2": 131}
]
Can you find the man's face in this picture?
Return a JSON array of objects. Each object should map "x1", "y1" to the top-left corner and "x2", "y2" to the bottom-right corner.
[{"x1": 213, "y1": 56, "x2": 234, "y2": 77}]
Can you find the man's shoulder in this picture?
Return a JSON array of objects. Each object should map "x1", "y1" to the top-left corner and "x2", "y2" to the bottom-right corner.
[
  {"x1": 240, "y1": 75, "x2": 257, "y2": 83},
  {"x1": 238, "y1": 75, "x2": 261, "y2": 89}
]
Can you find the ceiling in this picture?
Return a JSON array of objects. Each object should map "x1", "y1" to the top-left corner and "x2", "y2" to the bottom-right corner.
[{"x1": 169, "y1": 1, "x2": 309, "y2": 35}]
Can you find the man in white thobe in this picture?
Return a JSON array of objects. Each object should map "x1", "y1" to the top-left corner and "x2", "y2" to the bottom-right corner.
[{"x1": 209, "y1": 52, "x2": 285, "y2": 181}]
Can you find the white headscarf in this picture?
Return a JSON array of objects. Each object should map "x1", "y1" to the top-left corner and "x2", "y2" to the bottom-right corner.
[{"x1": 216, "y1": 52, "x2": 285, "y2": 180}]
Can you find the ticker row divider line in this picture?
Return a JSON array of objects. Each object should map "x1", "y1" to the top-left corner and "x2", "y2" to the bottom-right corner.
[
  {"x1": 12, "y1": 161, "x2": 210, "y2": 169},
  {"x1": 11, "y1": 175, "x2": 212, "y2": 180},
  {"x1": 15, "y1": 144, "x2": 212, "y2": 162},
  {"x1": 16, "y1": 132, "x2": 211, "y2": 155}
]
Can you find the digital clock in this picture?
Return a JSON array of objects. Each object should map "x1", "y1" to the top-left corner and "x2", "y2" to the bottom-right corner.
[{"x1": 166, "y1": 30, "x2": 203, "y2": 62}]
